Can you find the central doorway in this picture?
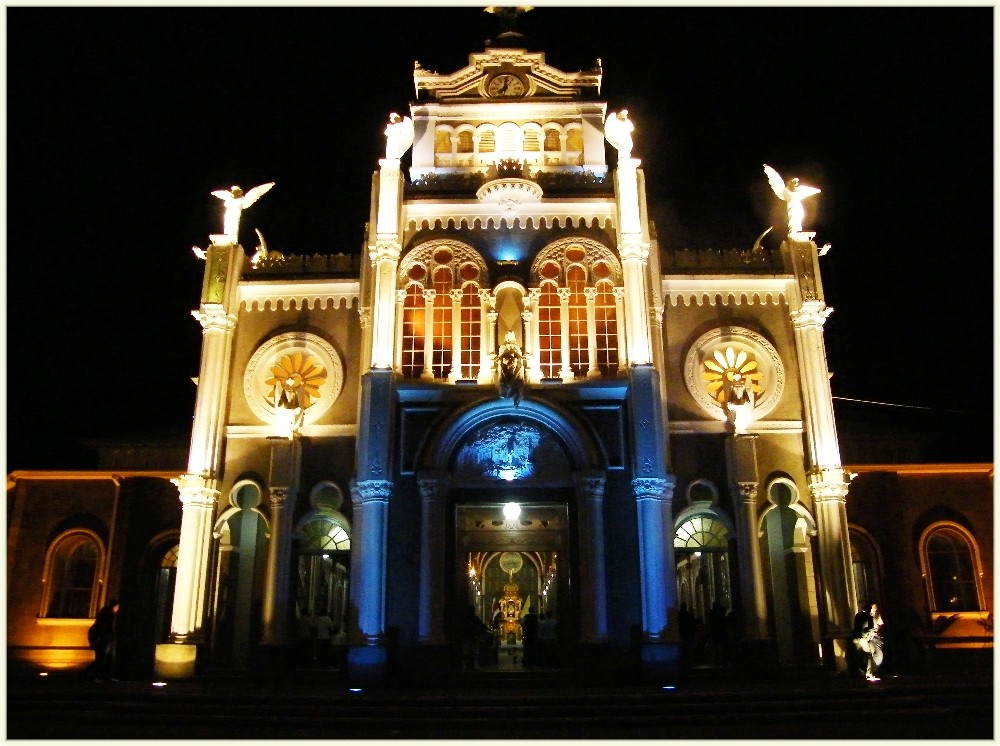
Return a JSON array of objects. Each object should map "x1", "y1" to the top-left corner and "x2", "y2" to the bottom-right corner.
[{"x1": 455, "y1": 502, "x2": 570, "y2": 671}]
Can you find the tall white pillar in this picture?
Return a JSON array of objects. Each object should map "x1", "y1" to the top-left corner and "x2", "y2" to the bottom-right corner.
[
  {"x1": 260, "y1": 436, "x2": 301, "y2": 645},
  {"x1": 370, "y1": 156, "x2": 405, "y2": 370},
  {"x1": 349, "y1": 479, "x2": 392, "y2": 644},
  {"x1": 527, "y1": 288, "x2": 542, "y2": 382},
  {"x1": 633, "y1": 477, "x2": 675, "y2": 640},
  {"x1": 417, "y1": 472, "x2": 448, "y2": 644},
  {"x1": 477, "y1": 290, "x2": 493, "y2": 382},
  {"x1": 557, "y1": 287, "x2": 573, "y2": 380},
  {"x1": 574, "y1": 471, "x2": 608, "y2": 642},
  {"x1": 584, "y1": 287, "x2": 600, "y2": 378},
  {"x1": 615, "y1": 158, "x2": 652, "y2": 366},
  {"x1": 448, "y1": 288, "x2": 462, "y2": 382},
  {"x1": 169, "y1": 475, "x2": 218, "y2": 640},
  {"x1": 613, "y1": 286, "x2": 628, "y2": 374},
  {"x1": 393, "y1": 290, "x2": 405, "y2": 373},
  {"x1": 421, "y1": 289, "x2": 436, "y2": 381},
  {"x1": 791, "y1": 300, "x2": 855, "y2": 639}
]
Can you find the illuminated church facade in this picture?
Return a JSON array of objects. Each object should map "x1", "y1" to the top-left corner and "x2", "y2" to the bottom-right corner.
[{"x1": 8, "y1": 38, "x2": 992, "y2": 684}]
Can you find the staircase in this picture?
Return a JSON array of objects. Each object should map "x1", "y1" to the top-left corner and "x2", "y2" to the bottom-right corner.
[{"x1": 8, "y1": 671, "x2": 992, "y2": 739}]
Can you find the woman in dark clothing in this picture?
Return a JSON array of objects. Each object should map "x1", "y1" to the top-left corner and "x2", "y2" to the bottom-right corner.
[
  {"x1": 852, "y1": 601, "x2": 885, "y2": 682},
  {"x1": 87, "y1": 600, "x2": 120, "y2": 682}
]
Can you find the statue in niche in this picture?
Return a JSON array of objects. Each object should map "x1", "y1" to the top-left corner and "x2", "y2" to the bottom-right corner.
[
  {"x1": 494, "y1": 331, "x2": 527, "y2": 406},
  {"x1": 210, "y1": 182, "x2": 274, "y2": 244},
  {"x1": 763, "y1": 164, "x2": 821, "y2": 235},
  {"x1": 604, "y1": 109, "x2": 634, "y2": 159},
  {"x1": 384, "y1": 112, "x2": 414, "y2": 160},
  {"x1": 273, "y1": 375, "x2": 304, "y2": 438},
  {"x1": 723, "y1": 376, "x2": 755, "y2": 435}
]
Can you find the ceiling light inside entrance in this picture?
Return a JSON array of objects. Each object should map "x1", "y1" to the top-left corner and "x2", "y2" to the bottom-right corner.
[{"x1": 503, "y1": 502, "x2": 521, "y2": 521}]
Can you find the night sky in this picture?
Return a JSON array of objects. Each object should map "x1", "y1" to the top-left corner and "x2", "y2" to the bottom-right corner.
[{"x1": 6, "y1": 5, "x2": 994, "y2": 471}]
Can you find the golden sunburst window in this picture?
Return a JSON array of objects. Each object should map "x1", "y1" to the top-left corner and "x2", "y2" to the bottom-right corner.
[
  {"x1": 700, "y1": 346, "x2": 764, "y2": 404},
  {"x1": 265, "y1": 352, "x2": 327, "y2": 409}
]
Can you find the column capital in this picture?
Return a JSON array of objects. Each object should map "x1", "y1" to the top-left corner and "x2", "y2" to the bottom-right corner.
[
  {"x1": 268, "y1": 486, "x2": 293, "y2": 506},
  {"x1": 612, "y1": 286, "x2": 626, "y2": 301},
  {"x1": 171, "y1": 474, "x2": 219, "y2": 508},
  {"x1": 369, "y1": 240, "x2": 401, "y2": 263},
  {"x1": 478, "y1": 288, "x2": 493, "y2": 304},
  {"x1": 416, "y1": 471, "x2": 450, "y2": 501},
  {"x1": 733, "y1": 481, "x2": 759, "y2": 503},
  {"x1": 808, "y1": 467, "x2": 851, "y2": 501},
  {"x1": 422, "y1": 288, "x2": 437, "y2": 303},
  {"x1": 573, "y1": 470, "x2": 606, "y2": 499},
  {"x1": 528, "y1": 287, "x2": 542, "y2": 302},
  {"x1": 790, "y1": 300, "x2": 833, "y2": 329},
  {"x1": 583, "y1": 286, "x2": 598, "y2": 302},
  {"x1": 618, "y1": 238, "x2": 650, "y2": 262},
  {"x1": 632, "y1": 476, "x2": 675, "y2": 502},
  {"x1": 351, "y1": 478, "x2": 393, "y2": 505},
  {"x1": 191, "y1": 305, "x2": 236, "y2": 332},
  {"x1": 556, "y1": 287, "x2": 572, "y2": 302}
]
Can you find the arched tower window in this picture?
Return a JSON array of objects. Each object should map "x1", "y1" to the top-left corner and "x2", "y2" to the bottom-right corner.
[
  {"x1": 529, "y1": 239, "x2": 623, "y2": 381},
  {"x1": 42, "y1": 530, "x2": 104, "y2": 618},
  {"x1": 849, "y1": 526, "x2": 883, "y2": 611},
  {"x1": 397, "y1": 242, "x2": 489, "y2": 381},
  {"x1": 919, "y1": 522, "x2": 984, "y2": 612}
]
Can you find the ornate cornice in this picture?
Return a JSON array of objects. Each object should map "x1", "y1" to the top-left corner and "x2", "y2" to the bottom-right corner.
[
  {"x1": 192, "y1": 305, "x2": 236, "y2": 332},
  {"x1": 661, "y1": 277, "x2": 789, "y2": 308},
  {"x1": 238, "y1": 280, "x2": 359, "y2": 312},
  {"x1": 791, "y1": 301, "x2": 833, "y2": 329}
]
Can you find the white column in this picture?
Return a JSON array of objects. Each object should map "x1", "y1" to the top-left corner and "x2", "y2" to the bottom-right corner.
[
  {"x1": 575, "y1": 471, "x2": 608, "y2": 642},
  {"x1": 791, "y1": 301, "x2": 855, "y2": 637},
  {"x1": 633, "y1": 477, "x2": 674, "y2": 640},
  {"x1": 260, "y1": 486, "x2": 293, "y2": 644},
  {"x1": 613, "y1": 286, "x2": 628, "y2": 374},
  {"x1": 734, "y1": 481, "x2": 769, "y2": 639},
  {"x1": 615, "y1": 158, "x2": 652, "y2": 365},
  {"x1": 370, "y1": 156, "x2": 404, "y2": 370},
  {"x1": 393, "y1": 290, "x2": 405, "y2": 373},
  {"x1": 527, "y1": 288, "x2": 542, "y2": 382},
  {"x1": 584, "y1": 287, "x2": 600, "y2": 379},
  {"x1": 417, "y1": 472, "x2": 448, "y2": 644},
  {"x1": 448, "y1": 288, "x2": 463, "y2": 382},
  {"x1": 349, "y1": 479, "x2": 392, "y2": 644},
  {"x1": 477, "y1": 290, "x2": 492, "y2": 382},
  {"x1": 169, "y1": 475, "x2": 218, "y2": 640},
  {"x1": 557, "y1": 287, "x2": 573, "y2": 380},
  {"x1": 421, "y1": 289, "x2": 436, "y2": 381}
]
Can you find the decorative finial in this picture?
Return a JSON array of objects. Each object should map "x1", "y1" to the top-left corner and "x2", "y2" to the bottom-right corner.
[
  {"x1": 485, "y1": 6, "x2": 533, "y2": 33},
  {"x1": 603, "y1": 109, "x2": 634, "y2": 159}
]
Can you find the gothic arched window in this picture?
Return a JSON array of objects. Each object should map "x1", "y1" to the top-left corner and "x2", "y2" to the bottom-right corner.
[
  {"x1": 42, "y1": 530, "x2": 103, "y2": 618},
  {"x1": 920, "y1": 522, "x2": 984, "y2": 612}
]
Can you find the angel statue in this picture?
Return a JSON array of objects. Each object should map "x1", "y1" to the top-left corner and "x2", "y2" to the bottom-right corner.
[
  {"x1": 763, "y1": 164, "x2": 820, "y2": 235},
  {"x1": 604, "y1": 109, "x2": 634, "y2": 159},
  {"x1": 210, "y1": 182, "x2": 275, "y2": 244},
  {"x1": 384, "y1": 113, "x2": 415, "y2": 160}
]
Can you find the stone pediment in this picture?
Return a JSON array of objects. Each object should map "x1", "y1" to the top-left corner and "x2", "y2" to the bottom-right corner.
[{"x1": 413, "y1": 48, "x2": 601, "y2": 101}]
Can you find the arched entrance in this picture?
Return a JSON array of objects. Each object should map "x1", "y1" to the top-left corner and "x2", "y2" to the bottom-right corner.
[{"x1": 418, "y1": 397, "x2": 606, "y2": 673}]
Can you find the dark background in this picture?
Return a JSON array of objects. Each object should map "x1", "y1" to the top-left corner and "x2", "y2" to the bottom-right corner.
[{"x1": 6, "y1": 6, "x2": 993, "y2": 470}]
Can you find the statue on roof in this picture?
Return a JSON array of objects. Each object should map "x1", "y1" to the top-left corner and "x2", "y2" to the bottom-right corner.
[
  {"x1": 604, "y1": 109, "x2": 634, "y2": 159},
  {"x1": 384, "y1": 112, "x2": 415, "y2": 160},
  {"x1": 210, "y1": 182, "x2": 274, "y2": 244},
  {"x1": 763, "y1": 164, "x2": 821, "y2": 235},
  {"x1": 485, "y1": 6, "x2": 533, "y2": 32}
]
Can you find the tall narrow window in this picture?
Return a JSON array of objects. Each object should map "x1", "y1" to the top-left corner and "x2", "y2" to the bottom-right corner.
[
  {"x1": 921, "y1": 523, "x2": 983, "y2": 612},
  {"x1": 537, "y1": 280, "x2": 561, "y2": 378},
  {"x1": 431, "y1": 267, "x2": 454, "y2": 380},
  {"x1": 594, "y1": 279, "x2": 618, "y2": 376},
  {"x1": 460, "y1": 282, "x2": 481, "y2": 380},
  {"x1": 849, "y1": 528, "x2": 882, "y2": 611},
  {"x1": 567, "y1": 264, "x2": 588, "y2": 376},
  {"x1": 401, "y1": 283, "x2": 426, "y2": 379},
  {"x1": 44, "y1": 531, "x2": 102, "y2": 618}
]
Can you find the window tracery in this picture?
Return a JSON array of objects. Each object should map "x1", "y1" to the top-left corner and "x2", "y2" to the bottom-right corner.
[
  {"x1": 432, "y1": 120, "x2": 585, "y2": 167},
  {"x1": 41, "y1": 529, "x2": 104, "y2": 619},
  {"x1": 919, "y1": 522, "x2": 984, "y2": 612}
]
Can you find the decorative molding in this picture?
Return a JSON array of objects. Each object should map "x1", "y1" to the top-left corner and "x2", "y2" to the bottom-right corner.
[
  {"x1": 662, "y1": 277, "x2": 790, "y2": 307},
  {"x1": 403, "y1": 211, "x2": 615, "y2": 233},
  {"x1": 238, "y1": 280, "x2": 359, "y2": 312},
  {"x1": 225, "y1": 424, "x2": 357, "y2": 439}
]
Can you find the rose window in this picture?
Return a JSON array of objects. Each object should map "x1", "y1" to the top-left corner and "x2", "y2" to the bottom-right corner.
[
  {"x1": 265, "y1": 352, "x2": 327, "y2": 410},
  {"x1": 701, "y1": 346, "x2": 764, "y2": 404}
]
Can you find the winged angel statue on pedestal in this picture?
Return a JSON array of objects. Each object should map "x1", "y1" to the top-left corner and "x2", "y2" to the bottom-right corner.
[
  {"x1": 211, "y1": 182, "x2": 275, "y2": 245},
  {"x1": 763, "y1": 164, "x2": 820, "y2": 235},
  {"x1": 384, "y1": 113, "x2": 415, "y2": 160},
  {"x1": 604, "y1": 109, "x2": 634, "y2": 159}
]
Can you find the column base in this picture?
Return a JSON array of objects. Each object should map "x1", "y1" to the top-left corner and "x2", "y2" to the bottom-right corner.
[
  {"x1": 346, "y1": 644, "x2": 388, "y2": 687},
  {"x1": 154, "y1": 643, "x2": 198, "y2": 679},
  {"x1": 639, "y1": 641, "x2": 681, "y2": 686}
]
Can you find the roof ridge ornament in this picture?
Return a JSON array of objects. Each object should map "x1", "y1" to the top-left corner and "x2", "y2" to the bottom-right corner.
[{"x1": 485, "y1": 6, "x2": 533, "y2": 48}]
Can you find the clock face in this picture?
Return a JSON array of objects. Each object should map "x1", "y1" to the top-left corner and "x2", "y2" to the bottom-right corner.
[{"x1": 488, "y1": 74, "x2": 525, "y2": 98}]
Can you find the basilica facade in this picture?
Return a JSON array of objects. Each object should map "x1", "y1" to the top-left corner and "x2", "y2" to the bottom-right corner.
[{"x1": 7, "y1": 39, "x2": 991, "y2": 684}]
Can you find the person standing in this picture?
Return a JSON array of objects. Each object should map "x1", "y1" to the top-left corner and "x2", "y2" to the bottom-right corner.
[
  {"x1": 852, "y1": 601, "x2": 885, "y2": 682},
  {"x1": 87, "y1": 600, "x2": 120, "y2": 682},
  {"x1": 538, "y1": 610, "x2": 558, "y2": 667}
]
